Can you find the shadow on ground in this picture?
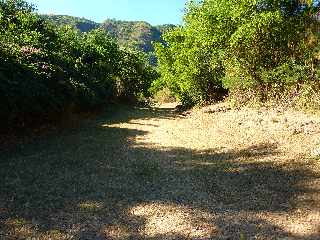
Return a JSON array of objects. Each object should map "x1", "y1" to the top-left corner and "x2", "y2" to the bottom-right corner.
[{"x1": 0, "y1": 105, "x2": 319, "y2": 239}]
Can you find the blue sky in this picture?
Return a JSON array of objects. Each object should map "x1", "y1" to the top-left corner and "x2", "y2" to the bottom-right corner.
[{"x1": 27, "y1": 0, "x2": 187, "y2": 25}]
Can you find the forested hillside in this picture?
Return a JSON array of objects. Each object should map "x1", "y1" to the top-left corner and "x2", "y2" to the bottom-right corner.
[
  {"x1": 42, "y1": 15, "x2": 99, "y2": 32},
  {"x1": 42, "y1": 15, "x2": 174, "y2": 55}
]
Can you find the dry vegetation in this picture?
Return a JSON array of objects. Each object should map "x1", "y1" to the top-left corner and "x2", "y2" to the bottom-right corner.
[{"x1": 1, "y1": 103, "x2": 320, "y2": 239}]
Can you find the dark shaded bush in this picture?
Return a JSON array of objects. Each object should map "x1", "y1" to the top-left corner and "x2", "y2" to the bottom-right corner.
[{"x1": 0, "y1": 0, "x2": 157, "y2": 131}]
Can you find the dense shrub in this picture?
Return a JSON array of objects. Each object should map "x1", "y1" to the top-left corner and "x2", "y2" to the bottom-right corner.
[
  {"x1": 155, "y1": 0, "x2": 320, "y2": 107},
  {"x1": 0, "y1": 0, "x2": 157, "y2": 130},
  {"x1": 116, "y1": 49, "x2": 159, "y2": 101}
]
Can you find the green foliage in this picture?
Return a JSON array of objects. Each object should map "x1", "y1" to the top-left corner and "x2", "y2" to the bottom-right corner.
[
  {"x1": 116, "y1": 49, "x2": 159, "y2": 101},
  {"x1": 156, "y1": 0, "x2": 320, "y2": 106},
  {"x1": 0, "y1": 0, "x2": 158, "y2": 130}
]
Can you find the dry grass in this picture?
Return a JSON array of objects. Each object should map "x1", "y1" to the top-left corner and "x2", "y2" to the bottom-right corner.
[{"x1": 1, "y1": 102, "x2": 320, "y2": 239}]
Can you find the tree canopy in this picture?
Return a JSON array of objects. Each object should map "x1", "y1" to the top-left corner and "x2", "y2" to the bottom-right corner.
[
  {"x1": 156, "y1": 0, "x2": 320, "y2": 106},
  {"x1": 0, "y1": 0, "x2": 158, "y2": 131}
]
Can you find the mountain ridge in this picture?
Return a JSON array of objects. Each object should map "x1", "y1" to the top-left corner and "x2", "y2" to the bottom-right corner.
[{"x1": 42, "y1": 14, "x2": 175, "y2": 54}]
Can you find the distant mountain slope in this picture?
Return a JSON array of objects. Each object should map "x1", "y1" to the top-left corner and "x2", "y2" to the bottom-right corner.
[
  {"x1": 101, "y1": 19, "x2": 166, "y2": 53},
  {"x1": 42, "y1": 15, "x2": 99, "y2": 32},
  {"x1": 42, "y1": 15, "x2": 175, "y2": 54}
]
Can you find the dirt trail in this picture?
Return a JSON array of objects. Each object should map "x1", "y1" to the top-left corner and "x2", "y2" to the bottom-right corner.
[{"x1": 1, "y1": 103, "x2": 320, "y2": 239}]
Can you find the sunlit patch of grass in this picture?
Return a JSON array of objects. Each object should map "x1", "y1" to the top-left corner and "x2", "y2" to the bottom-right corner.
[
  {"x1": 5, "y1": 218, "x2": 28, "y2": 227},
  {"x1": 129, "y1": 203, "x2": 216, "y2": 238},
  {"x1": 43, "y1": 230, "x2": 72, "y2": 240},
  {"x1": 78, "y1": 201, "x2": 104, "y2": 212},
  {"x1": 3, "y1": 218, "x2": 37, "y2": 240},
  {"x1": 103, "y1": 225, "x2": 131, "y2": 239}
]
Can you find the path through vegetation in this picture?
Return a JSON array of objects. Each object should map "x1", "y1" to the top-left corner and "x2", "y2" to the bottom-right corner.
[{"x1": 1, "y1": 103, "x2": 320, "y2": 239}]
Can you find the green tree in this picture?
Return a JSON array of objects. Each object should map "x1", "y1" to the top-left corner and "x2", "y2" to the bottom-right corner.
[
  {"x1": 156, "y1": 0, "x2": 320, "y2": 106},
  {"x1": 0, "y1": 0, "x2": 158, "y2": 130}
]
